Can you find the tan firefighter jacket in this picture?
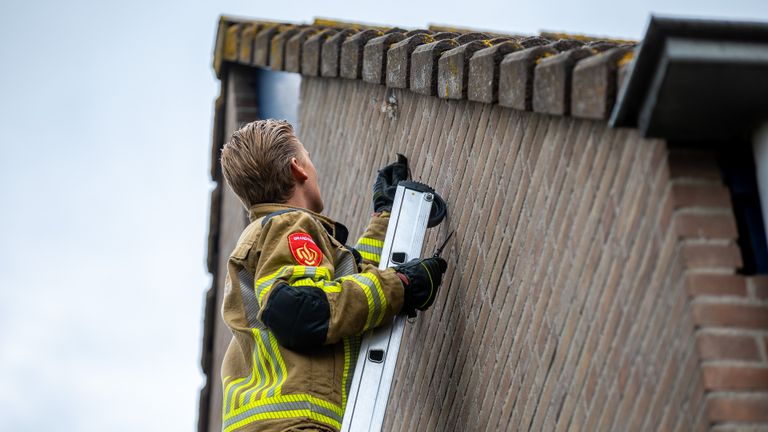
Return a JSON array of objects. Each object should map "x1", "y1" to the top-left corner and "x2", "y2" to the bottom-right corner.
[{"x1": 220, "y1": 203, "x2": 405, "y2": 432}]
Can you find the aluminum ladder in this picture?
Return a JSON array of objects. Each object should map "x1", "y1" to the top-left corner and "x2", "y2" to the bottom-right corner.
[{"x1": 341, "y1": 182, "x2": 435, "y2": 432}]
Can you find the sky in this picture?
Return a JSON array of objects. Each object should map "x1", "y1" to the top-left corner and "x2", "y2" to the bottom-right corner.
[{"x1": 0, "y1": 0, "x2": 766, "y2": 431}]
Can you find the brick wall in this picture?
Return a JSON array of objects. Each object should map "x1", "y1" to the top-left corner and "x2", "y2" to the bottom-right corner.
[
  {"x1": 670, "y1": 151, "x2": 768, "y2": 431},
  {"x1": 297, "y1": 76, "x2": 709, "y2": 430}
]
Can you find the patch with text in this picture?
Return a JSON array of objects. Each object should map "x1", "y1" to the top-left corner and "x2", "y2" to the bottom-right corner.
[{"x1": 288, "y1": 232, "x2": 323, "y2": 266}]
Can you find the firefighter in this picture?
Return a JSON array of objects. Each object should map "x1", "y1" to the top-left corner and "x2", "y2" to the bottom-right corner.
[{"x1": 218, "y1": 119, "x2": 448, "y2": 432}]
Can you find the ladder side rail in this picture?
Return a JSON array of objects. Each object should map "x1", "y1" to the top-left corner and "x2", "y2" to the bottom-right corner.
[{"x1": 340, "y1": 186, "x2": 433, "y2": 432}]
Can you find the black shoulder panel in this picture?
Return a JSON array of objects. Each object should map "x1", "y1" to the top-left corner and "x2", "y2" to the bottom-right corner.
[
  {"x1": 347, "y1": 245, "x2": 363, "y2": 266},
  {"x1": 261, "y1": 209, "x2": 297, "y2": 227},
  {"x1": 261, "y1": 282, "x2": 330, "y2": 351},
  {"x1": 334, "y1": 222, "x2": 349, "y2": 244}
]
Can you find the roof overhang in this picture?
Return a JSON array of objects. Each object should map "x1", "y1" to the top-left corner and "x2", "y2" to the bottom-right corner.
[{"x1": 610, "y1": 16, "x2": 768, "y2": 140}]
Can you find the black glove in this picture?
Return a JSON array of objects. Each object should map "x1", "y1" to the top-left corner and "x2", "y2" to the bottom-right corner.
[
  {"x1": 395, "y1": 257, "x2": 448, "y2": 316},
  {"x1": 372, "y1": 156, "x2": 409, "y2": 213}
]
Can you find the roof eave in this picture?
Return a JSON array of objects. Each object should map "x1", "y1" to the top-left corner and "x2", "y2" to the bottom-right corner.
[{"x1": 610, "y1": 15, "x2": 768, "y2": 140}]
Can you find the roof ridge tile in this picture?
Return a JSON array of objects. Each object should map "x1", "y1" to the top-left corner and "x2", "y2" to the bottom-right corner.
[
  {"x1": 321, "y1": 28, "x2": 358, "y2": 77},
  {"x1": 340, "y1": 29, "x2": 384, "y2": 79},
  {"x1": 498, "y1": 45, "x2": 560, "y2": 111},
  {"x1": 269, "y1": 25, "x2": 303, "y2": 71},
  {"x1": 213, "y1": 16, "x2": 639, "y2": 122},
  {"x1": 411, "y1": 38, "x2": 460, "y2": 95},
  {"x1": 285, "y1": 27, "x2": 320, "y2": 73},
  {"x1": 468, "y1": 40, "x2": 525, "y2": 103},
  {"x1": 533, "y1": 47, "x2": 596, "y2": 115},
  {"x1": 571, "y1": 46, "x2": 636, "y2": 120},
  {"x1": 437, "y1": 40, "x2": 493, "y2": 99},
  {"x1": 386, "y1": 33, "x2": 438, "y2": 89},
  {"x1": 362, "y1": 32, "x2": 407, "y2": 84},
  {"x1": 301, "y1": 29, "x2": 338, "y2": 77}
]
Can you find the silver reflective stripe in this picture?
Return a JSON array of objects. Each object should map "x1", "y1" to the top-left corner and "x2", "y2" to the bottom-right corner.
[
  {"x1": 351, "y1": 274, "x2": 384, "y2": 326},
  {"x1": 226, "y1": 376, "x2": 246, "y2": 410},
  {"x1": 257, "y1": 329, "x2": 285, "y2": 397},
  {"x1": 355, "y1": 243, "x2": 382, "y2": 256},
  {"x1": 237, "y1": 268, "x2": 264, "y2": 328},
  {"x1": 335, "y1": 249, "x2": 357, "y2": 278},
  {"x1": 255, "y1": 275, "x2": 277, "y2": 300},
  {"x1": 255, "y1": 266, "x2": 295, "y2": 302},
  {"x1": 344, "y1": 335, "x2": 362, "y2": 404},
  {"x1": 223, "y1": 399, "x2": 343, "y2": 429},
  {"x1": 226, "y1": 268, "x2": 263, "y2": 411},
  {"x1": 226, "y1": 354, "x2": 257, "y2": 411},
  {"x1": 240, "y1": 341, "x2": 270, "y2": 404},
  {"x1": 300, "y1": 266, "x2": 317, "y2": 280}
]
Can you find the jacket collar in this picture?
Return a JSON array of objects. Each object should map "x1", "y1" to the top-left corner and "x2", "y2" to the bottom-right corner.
[{"x1": 248, "y1": 203, "x2": 349, "y2": 245}]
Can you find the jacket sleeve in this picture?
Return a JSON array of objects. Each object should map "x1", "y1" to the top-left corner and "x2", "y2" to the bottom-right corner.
[
  {"x1": 352, "y1": 212, "x2": 390, "y2": 266},
  {"x1": 254, "y1": 211, "x2": 403, "y2": 352}
]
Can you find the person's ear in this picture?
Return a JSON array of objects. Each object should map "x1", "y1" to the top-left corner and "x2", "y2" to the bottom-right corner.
[{"x1": 290, "y1": 157, "x2": 309, "y2": 183}]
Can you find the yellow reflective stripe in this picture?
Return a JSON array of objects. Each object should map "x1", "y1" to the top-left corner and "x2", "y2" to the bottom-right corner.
[
  {"x1": 255, "y1": 267, "x2": 286, "y2": 289},
  {"x1": 357, "y1": 237, "x2": 384, "y2": 248},
  {"x1": 340, "y1": 275, "x2": 377, "y2": 330},
  {"x1": 257, "y1": 267, "x2": 296, "y2": 304},
  {"x1": 356, "y1": 237, "x2": 383, "y2": 264},
  {"x1": 223, "y1": 376, "x2": 247, "y2": 413},
  {"x1": 358, "y1": 250, "x2": 381, "y2": 262},
  {"x1": 225, "y1": 393, "x2": 343, "y2": 417},
  {"x1": 260, "y1": 333, "x2": 280, "y2": 398},
  {"x1": 222, "y1": 374, "x2": 243, "y2": 416},
  {"x1": 287, "y1": 266, "x2": 331, "y2": 282},
  {"x1": 255, "y1": 267, "x2": 292, "y2": 305},
  {"x1": 225, "y1": 410, "x2": 340, "y2": 432},
  {"x1": 257, "y1": 266, "x2": 334, "y2": 303},
  {"x1": 222, "y1": 393, "x2": 343, "y2": 432},
  {"x1": 419, "y1": 261, "x2": 435, "y2": 308},
  {"x1": 268, "y1": 332, "x2": 288, "y2": 395},
  {"x1": 232, "y1": 329, "x2": 262, "y2": 410},
  {"x1": 252, "y1": 330, "x2": 287, "y2": 400},
  {"x1": 241, "y1": 334, "x2": 274, "y2": 405},
  {"x1": 292, "y1": 278, "x2": 343, "y2": 293},
  {"x1": 248, "y1": 330, "x2": 286, "y2": 402},
  {"x1": 236, "y1": 334, "x2": 271, "y2": 410},
  {"x1": 342, "y1": 338, "x2": 351, "y2": 409},
  {"x1": 341, "y1": 336, "x2": 362, "y2": 410},
  {"x1": 257, "y1": 338, "x2": 272, "y2": 399},
  {"x1": 356, "y1": 273, "x2": 388, "y2": 326}
]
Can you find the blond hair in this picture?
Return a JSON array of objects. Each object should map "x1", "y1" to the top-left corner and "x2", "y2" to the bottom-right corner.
[{"x1": 220, "y1": 119, "x2": 301, "y2": 208}]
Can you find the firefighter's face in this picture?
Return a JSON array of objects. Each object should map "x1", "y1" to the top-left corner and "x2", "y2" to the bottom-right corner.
[{"x1": 297, "y1": 141, "x2": 324, "y2": 213}]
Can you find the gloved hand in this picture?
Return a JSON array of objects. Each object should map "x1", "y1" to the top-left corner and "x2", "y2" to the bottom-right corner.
[
  {"x1": 372, "y1": 156, "x2": 409, "y2": 213},
  {"x1": 394, "y1": 257, "x2": 448, "y2": 316}
]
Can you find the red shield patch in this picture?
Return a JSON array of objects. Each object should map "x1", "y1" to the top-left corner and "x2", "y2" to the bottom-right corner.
[{"x1": 288, "y1": 232, "x2": 324, "y2": 266}]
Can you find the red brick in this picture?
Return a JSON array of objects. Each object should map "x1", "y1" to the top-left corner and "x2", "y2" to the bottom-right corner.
[
  {"x1": 707, "y1": 395, "x2": 768, "y2": 422},
  {"x1": 696, "y1": 333, "x2": 761, "y2": 361},
  {"x1": 751, "y1": 276, "x2": 768, "y2": 300},
  {"x1": 702, "y1": 365, "x2": 768, "y2": 390},
  {"x1": 686, "y1": 273, "x2": 747, "y2": 297},
  {"x1": 674, "y1": 213, "x2": 738, "y2": 239},
  {"x1": 682, "y1": 242, "x2": 743, "y2": 269},
  {"x1": 693, "y1": 303, "x2": 768, "y2": 328},
  {"x1": 671, "y1": 183, "x2": 732, "y2": 209}
]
